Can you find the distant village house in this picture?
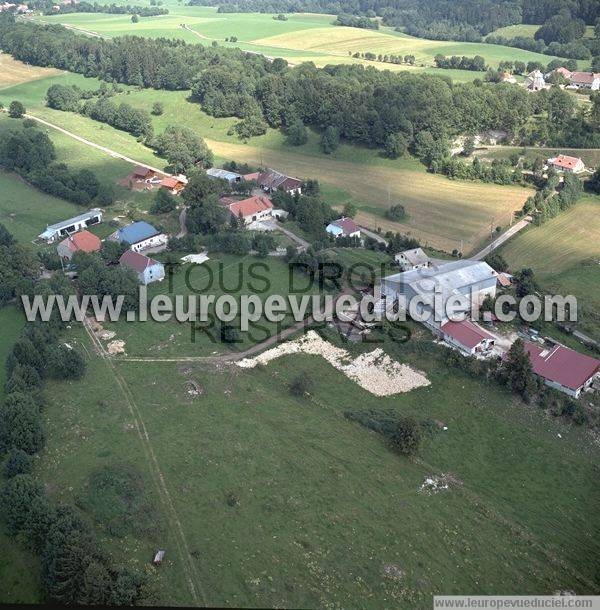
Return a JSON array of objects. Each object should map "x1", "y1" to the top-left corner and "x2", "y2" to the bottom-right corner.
[
  {"x1": 547, "y1": 154, "x2": 585, "y2": 174},
  {"x1": 395, "y1": 247, "x2": 431, "y2": 271},
  {"x1": 257, "y1": 168, "x2": 302, "y2": 195},
  {"x1": 220, "y1": 195, "x2": 273, "y2": 224},
  {"x1": 160, "y1": 175, "x2": 187, "y2": 195}
]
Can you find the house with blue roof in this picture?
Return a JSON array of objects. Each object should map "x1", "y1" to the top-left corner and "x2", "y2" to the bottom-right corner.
[{"x1": 114, "y1": 221, "x2": 167, "y2": 253}]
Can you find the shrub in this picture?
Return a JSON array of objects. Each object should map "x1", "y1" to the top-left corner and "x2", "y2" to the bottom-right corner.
[
  {"x1": 389, "y1": 417, "x2": 422, "y2": 455},
  {"x1": 290, "y1": 374, "x2": 312, "y2": 397}
]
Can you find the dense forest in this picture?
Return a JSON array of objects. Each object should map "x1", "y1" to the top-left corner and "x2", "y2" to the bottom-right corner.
[
  {"x1": 1, "y1": 16, "x2": 598, "y2": 154},
  {"x1": 189, "y1": 0, "x2": 600, "y2": 46}
]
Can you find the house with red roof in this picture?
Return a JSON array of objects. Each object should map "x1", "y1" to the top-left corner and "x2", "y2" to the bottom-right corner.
[
  {"x1": 326, "y1": 217, "x2": 361, "y2": 239},
  {"x1": 524, "y1": 342, "x2": 600, "y2": 398},
  {"x1": 56, "y1": 230, "x2": 102, "y2": 260},
  {"x1": 221, "y1": 195, "x2": 273, "y2": 224},
  {"x1": 547, "y1": 154, "x2": 585, "y2": 174},
  {"x1": 257, "y1": 168, "x2": 302, "y2": 195},
  {"x1": 160, "y1": 175, "x2": 187, "y2": 195},
  {"x1": 440, "y1": 319, "x2": 496, "y2": 356},
  {"x1": 119, "y1": 250, "x2": 165, "y2": 285},
  {"x1": 568, "y1": 71, "x2": 600, "y2": 90}
]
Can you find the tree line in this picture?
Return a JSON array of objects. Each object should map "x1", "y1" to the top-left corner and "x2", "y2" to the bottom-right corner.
[
  {"x1": 29, "y1": 0, "x2": 168, "y2": 16},
  {"x1": 0, "y1": 121, "x2": 115, "y2": 206},
  {"x1": 334, "y1": 13, "x2": 378, "y2": 29},
  {"x1": 433, "y1": 54, "x2": 487, "y2": 71}
]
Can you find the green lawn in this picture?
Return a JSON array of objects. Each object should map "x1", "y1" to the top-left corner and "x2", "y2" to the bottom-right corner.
[
  {"x1": 101, "y1": 254, "x2": 325, "y2": 357},
  {"x1": 32, "y1": 319, "x2": 600, "y2": 607}
]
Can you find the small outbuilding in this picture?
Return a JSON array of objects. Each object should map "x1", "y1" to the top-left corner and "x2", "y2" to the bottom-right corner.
[
  {"x1": 160, "y1": 175, "x2": 187, "y2": 195},
  {"x1": 395, "y1": 247, "x2": 430, "y2": 271},
  {"x1": 206, "y1": 167, "x2": 243, "y2": 184},
  {"x1": 39, "y1": 208, "x2": 103, "y2": 243},
  {"x1": 440, "y1": 319, "x2": 495, "y2": 356}
]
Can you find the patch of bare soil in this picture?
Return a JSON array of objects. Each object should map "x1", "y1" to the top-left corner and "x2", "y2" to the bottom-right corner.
[
  {"x1": 236, "y1": 330, "x2": 429, "y2": 396},
  {"x1": 185, "y1": 380, "x2": 204, "y2": 397},
  {"x1": 382, "y1": 564, "x2": 405, "y2": 581},
  {"x1": 107, "y1": 340, "x2": 126, "y2": 355}
]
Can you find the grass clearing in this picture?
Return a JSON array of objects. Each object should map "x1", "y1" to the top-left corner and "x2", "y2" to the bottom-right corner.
[
  {"x1": 500, "y1": 195, "x2": 600, "y2": 339},
  {"x1": 31, "y1": 316, "x2": 600, "y2": 606}
]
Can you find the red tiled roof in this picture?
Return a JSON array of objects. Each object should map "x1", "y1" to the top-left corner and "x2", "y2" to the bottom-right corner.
[
  {"x1": 119, "y1": 250, "x2": 160, "y2": 273},
  {"x1": 569, "y1": 71, "x2": 598, "y2": 85},
  {"x1": 332, "y1": 217, "x2": 360, "y2": 236},
  {"x1": 243, "y1": 172, "x2": 260, "y2": 181},
  {"x1": 227, "y1": 196, "x2": 273, "y2": 218},
  {"x1": 550, "y1": 154, "x2": 583, "y2": 170},
  {"x1": 497, "y1": 273, "x2": 512, "y2": 288},
  {"x1": 525, "y1": 342, "x2": 600, "y2": 391},
  {"x1": 61, "y1": 230, "x2": 101, "y2": 253},
  {"x1": 441, "y1": 320, "x2": 495, "y2": 350},
  {"x1": 160, "y1": 177, "x2": 183, "y2": 189},
  {"x1": 554, "y1": 67, "x2": 572, "y2": 78}
]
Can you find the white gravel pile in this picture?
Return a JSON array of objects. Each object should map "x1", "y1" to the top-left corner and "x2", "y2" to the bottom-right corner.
[{"x1": 237, "y1": 330, "x2": 429, "y2": 396}]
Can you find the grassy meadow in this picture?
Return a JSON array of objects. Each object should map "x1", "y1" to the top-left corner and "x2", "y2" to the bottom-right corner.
[
  {"x1": 33, "y1": 5, "x2": 583, "y2": 78},
  {"x1": 500, "y1": 195, "x2": 600, "y2": 339},
  {"x1": 24, "y1": 319, "x2": 600, "y2": 607}
]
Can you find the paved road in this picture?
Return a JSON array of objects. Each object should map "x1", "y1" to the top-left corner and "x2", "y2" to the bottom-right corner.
[{"x1": 471, "y1": 216, "x2": 532, "y2": 260}]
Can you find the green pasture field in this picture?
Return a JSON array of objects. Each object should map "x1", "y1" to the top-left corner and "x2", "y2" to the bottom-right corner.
[
  {"x1": 28, "y1": 317, "x2": 600, "y2": 607},
  {"x1": 500, "y1": 195, "x2": 600, "y2": 339},
  {"x1": 100, "y1": 254, "x2": 326, "y2": 358},
  {"x1": 0, "y1": 306, "x2": 43, "y2": 605},
  {"x1": 33, "y1": 6, "x2": 584, "y2": 78},
  {"x1": 490, "y1": 24, "x2": 596, "y2": 40}
]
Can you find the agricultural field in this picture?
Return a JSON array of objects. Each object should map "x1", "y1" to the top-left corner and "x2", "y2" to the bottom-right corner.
[
  {"x1": 0, "y1": 52, "x2": 60, "y2": 90},
  {"x1": 24, "y1": 318, "x2": 600, "y2": 607},
  {"x1": 1, "y1": 70, "x2": 531, "y2": 254},
  {"x1": 501, "y1": 195, "x2": 600, "y2": 339},
  {"x1": 490, "y1": 23, "x2": 596, "y2": 40},
  {"x1": 33, "y1": 5, "x2": 583, "y2": 78}
]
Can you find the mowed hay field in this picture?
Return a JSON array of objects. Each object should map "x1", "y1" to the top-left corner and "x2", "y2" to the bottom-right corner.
[
  {"x1": 0, "y1": 53, "x2": 60, "y2": 90},
  {"x1": 30, "y1": 320, "x2": 600, "y2": 607},
  {"x1": 35, "y1": 5, "x2": 576, "y2": 74}
]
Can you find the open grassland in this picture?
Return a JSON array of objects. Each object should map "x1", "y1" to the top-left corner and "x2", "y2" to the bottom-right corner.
[
  {"x1": 0, "y1": 73, "x2": 531, "y2": 253},
  {"x1": 0, "y1": 171, "x2": 83, "y2": 243},
  {"x1": 30, "y1": 319, "x2": 600, "y2": 607},
  {"x1": 0, "y1": 306, "x2": 42, "y2": 605},
  {"x1": 501, "y1": 195, "x2": 600, "y2": 339},
  {"x1": 33, "y1": 6, "x2": 579, "y2": 78},
  {"x1": 101, "y1": 254, "x2": 324, "y2": 357},
  {"x1": 0, "y1": 53, "x2": 60, "y2": 90},
  {"x1": 490, "y1": 24, "x2": 596, "y2": 40}
]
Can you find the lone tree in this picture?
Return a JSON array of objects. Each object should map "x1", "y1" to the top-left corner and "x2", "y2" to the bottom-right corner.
[
  {"x1": 131, "y1": 13, "x2": 139, "y2": 23},
  {"x1": 151, "y1": 102, "x2": 164, "y2": 116},
  {"x1": 286, "y1": 118, "x2": 308, "y2": 146},
  {"x1": 503, "y1": 338, "x2": 538, "y2": 401},
  {"x1": 8, "y1": 100, "x2": 25, "y2": 119},
  {"x1": 389, "y1": 417, "x2": 422, "y2": 456},
  {"x1": 290, "y1": 374, "x2": 312, "y2": 397}
]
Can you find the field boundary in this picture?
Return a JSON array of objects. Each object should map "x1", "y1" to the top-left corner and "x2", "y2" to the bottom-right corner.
[{"x1": 83, "y1": 319, "x2": 207, "y2": 606}]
